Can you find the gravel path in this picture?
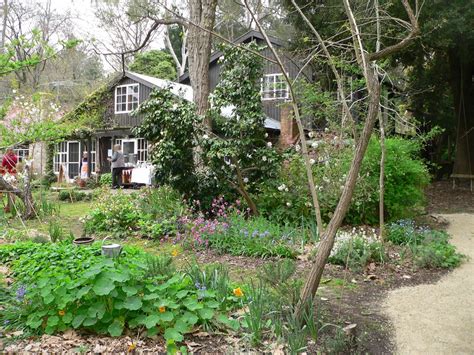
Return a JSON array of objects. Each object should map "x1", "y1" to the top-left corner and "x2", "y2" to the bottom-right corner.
[{"x1": 384, "y1": 213, "x2": 474, "y2": 354}]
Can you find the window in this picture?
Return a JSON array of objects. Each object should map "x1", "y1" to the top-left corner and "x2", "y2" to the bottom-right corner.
[
  {"x1": 14, "y1": 145, "x2": 29, "y2": 162},
  {"x1": 54, "y1": 140, "x2": 97, "y2": 179},
  {"x1": 137, "y1": 138, "x2": 148, "y2": 164},
  {"x1": 115, "y1": 83, "x2": 139, "y2": 113},
  {"x1": 261, "y1": 73, "x2": 289, "y2": 100}
]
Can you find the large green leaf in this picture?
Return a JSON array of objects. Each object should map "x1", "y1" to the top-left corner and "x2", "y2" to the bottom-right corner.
[
  {"x1": 122, "y1": 285, "x2": 138, "y2": 296},
  {"x1": 72, "y1": 314, "x2": 87, "y2": 328},
  {"x1": 164, "y1": 327, "x2": 184, "y2": 342},
  {"x1": 198, "y1": 308, "x2": 214, "y2": 320},
  {"x1": 46, "y1": 315, "x2": 59, "y2": 327},
  {"x1": 159, "y1": 311, "x2": 174, "y2": 322},
  {"x1": 108, "y1": 320, "x2": 124, "y2": 336},
  {"x1": 92, "y1": 275, "x2": 115, "y2": 296},
  {"x1": 123, "y1": 296, "x2": 142, "y2": 311},
  {"x1": 88, "y1": 302, "x2": 106, "y2": 319},
  {"x1": 143, "y1": 314, "x2": 160, "y2": 329}
]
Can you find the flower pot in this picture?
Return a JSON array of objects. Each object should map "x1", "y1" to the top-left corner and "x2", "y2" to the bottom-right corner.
[{"x1": 73, "y1": 237, "x2": 94, "y2": 246}]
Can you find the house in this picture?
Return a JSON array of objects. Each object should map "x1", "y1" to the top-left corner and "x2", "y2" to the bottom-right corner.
[
  {"x1": 54, "y1": 30, "x2": 310, "y2": 180},
  {"x1": 179, "y1": 30, "x2": 312, "y2": 138},
  {"x1": 53, "y1": 71, "x2": 192, "y2": 180}
]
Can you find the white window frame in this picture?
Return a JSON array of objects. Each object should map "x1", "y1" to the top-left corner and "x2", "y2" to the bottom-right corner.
[
  {"x1": 261, "y1": 73, "x2": 290, "y2": 101},
  {"x1": 54, "y1": 140, "x2": 97, "y2": 178},
  {"x1": 115, "y1": 83, "x2": 139, "y2": 114},
  {"x1": 14, "y1": 145, "x2": 29, "y2": 162}
]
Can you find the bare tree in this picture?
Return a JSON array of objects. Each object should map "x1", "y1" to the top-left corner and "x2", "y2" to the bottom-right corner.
[
  {"x1": 5, "y1": 0, "x2": 73, "y2": 89},
  {"x1": 93, "y1": 0, "x2": 161, "y2": 71},
  {"x1": 243, "y1": 0, "x2": 420, "y2": 318}
]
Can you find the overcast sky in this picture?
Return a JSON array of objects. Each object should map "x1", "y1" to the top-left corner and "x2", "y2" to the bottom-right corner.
[{"x1": 42, "y1": 0, "x2": 165, "y2": 71}]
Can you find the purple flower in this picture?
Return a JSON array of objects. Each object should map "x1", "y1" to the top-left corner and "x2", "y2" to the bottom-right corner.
[{"x1": 16, "y1": 285, "x2": 27, "y2": 301}]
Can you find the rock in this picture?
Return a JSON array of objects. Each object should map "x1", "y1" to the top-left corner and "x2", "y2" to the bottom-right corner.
[{"x1": 402, "y1": 275, "x2": 412, "y2": 279}]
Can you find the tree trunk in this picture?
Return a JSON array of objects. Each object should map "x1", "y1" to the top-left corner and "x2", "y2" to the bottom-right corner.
[
  {"x1": 450, "y1": 49, "x2": 474, "y2": 176},
  {"x1": 187, "y1": 0, "x2": 217, "y2": 127},
  {"x1": 296, "y1": 74, "x2": 381, "y2": 317}
]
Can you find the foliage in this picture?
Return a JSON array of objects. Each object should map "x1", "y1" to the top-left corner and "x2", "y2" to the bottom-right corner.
[
  {"x1": 327, "y1": 229, "x2": 386, "y2": 270},
  {"x1": 58, "y1": 190, "x2": 89, "y2": 202},
  {"x1": 176, "y1": 197, "x2": 301, "y2": 258},
  {"x1": 129, "y1": 50, "x2": 177, "y2": 80},
  {"x1": 201, "y1": 43, "x2": 281, "y2": 209},
  {"x1": 257, "y1": 136, "x2": 430, "y2": 225},
  {"x1": 84, "y1": 187, "x2": 187, "y2": 239},
  {"x1": 0, "y1": 242, "x2": 241, "y2": 346},
  {"x1": 134, "y1": 89, "x2": 200, "y2": 195},
  {"x1": 99, "y1": 173, "x2": 112, "y2": 187},
  {"x1": 388, "y1": 220, "x2": 464, "y2": 269}
]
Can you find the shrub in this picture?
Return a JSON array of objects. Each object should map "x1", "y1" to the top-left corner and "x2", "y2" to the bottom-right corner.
[
  {"x1": 99, "y1": 173, "x2": 112, "y2": 187},
  {"x1": 58, "y1": 190, "x2": 88, "y2": 202},
  {"x1": 0, "y1": 241, "x2": 242, "y2": 348},
  {"x1": 388, "y1": 220, "x2": 464, "y2": 269},
  {"x1": 256, "y1": 136, "x2": 430, "y2": 225},
  {"x1": 84, "y1": 187, "x2": 188, "y2": 238},
  {"x1": 326, "y1": 229, "x2": 386, "y2": 270}
]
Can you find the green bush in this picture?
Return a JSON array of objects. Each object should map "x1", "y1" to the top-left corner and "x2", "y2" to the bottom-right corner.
[
  {"x1": 0, "y1": 241, "x2": 241, "y2": 347},
  {"x1": 388, "y1": 220, "x2": 464, "y2": 269},
  {"x1": 327, "y1": 231, "x2": 386, "y2": 270},
  {"x1": 84, "y1": 187, "x2": 188, "y2": 238},
  {"x1": 58, "y1": 190, "x2": 88, "y2": 202},
  {"x1": 99, "y1": 173, "x2": 112, "y2": 187},
  {"x1": 256, "y1": 136, "x2": 430, "y2": 225}
]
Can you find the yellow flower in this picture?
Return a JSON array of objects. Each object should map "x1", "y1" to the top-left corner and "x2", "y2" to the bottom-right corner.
[
  {"x1": 58, "y1": 310, "x2": 65, "y2": 316},
  {"x1": 171, "y1": 248, "x2": 179, "y2": 257},
  {"x1": 233, "y1": 287, "x2": 244, "y2": 297},
  {"x1": 159, "y1": 306, "x2": 166, "y2": 313},
  {"x1": 128, "y1": 343, "x2": 137, "y2": 352}
]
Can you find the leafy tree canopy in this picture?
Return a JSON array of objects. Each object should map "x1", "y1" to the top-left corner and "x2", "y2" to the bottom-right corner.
[{"x1": 129, "y1": 50, "x2": 177, "y2": 80}]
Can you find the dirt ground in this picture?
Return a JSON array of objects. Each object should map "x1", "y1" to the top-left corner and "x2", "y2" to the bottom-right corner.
[{"x1": 384, "y1": 213, "x2": 474, "y2": 354}]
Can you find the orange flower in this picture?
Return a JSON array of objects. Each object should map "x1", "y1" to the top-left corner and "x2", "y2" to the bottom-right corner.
[
  {"x1": 171, "y1": 248, "x2": 179, "y2": 257},
  {"x1": 128, "y1": 343, "x2": 137, "y2": 352},
  {"x1": 159, "y1": 306, "x2": 166, "y2": 313},
  {"x1": 58, "y1": 310, "x2": 65, "y2": 316},
  {"x1": 233, "y1": 287, "x2": 244, "y2": 297}
]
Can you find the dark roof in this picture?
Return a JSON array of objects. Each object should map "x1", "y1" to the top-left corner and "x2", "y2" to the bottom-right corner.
[{"x1": 178, "y1": 30, "x2": 284, "y2": 83}]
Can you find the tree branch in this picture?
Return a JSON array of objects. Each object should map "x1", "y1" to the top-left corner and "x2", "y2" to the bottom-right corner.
[{"x1": 368, "y1": 0, "x2": 420, "y2": 61}]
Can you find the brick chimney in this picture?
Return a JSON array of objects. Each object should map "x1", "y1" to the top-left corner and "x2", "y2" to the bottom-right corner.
[{"x1": 279, "y1": 105, "x2": 299, "y2": 148}]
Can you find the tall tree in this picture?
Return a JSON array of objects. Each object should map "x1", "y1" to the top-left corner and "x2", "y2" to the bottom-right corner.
[{"x1": 4, "y1": 0, "x2": 73, "y2": 89}]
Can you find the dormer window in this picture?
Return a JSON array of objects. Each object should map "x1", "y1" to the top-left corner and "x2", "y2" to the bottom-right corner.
[
  {"x1": 115, "y1": 83, "x2": 139, "y2": 113},
  {"x1": 261, "y1": 73, "x2": 289, "y2": 100}
]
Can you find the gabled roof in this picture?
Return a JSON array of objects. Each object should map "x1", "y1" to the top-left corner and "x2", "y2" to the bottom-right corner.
[
  {"x1": 124, "y1": 71, "x2": 193, "y2": 101},
  {"x1": 178, "y1": 30, "x2": 284, "y2": 83}
]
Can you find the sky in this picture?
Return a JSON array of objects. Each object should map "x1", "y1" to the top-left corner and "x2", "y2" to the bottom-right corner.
[{"x1": 42, "y1": 0, "x2": 165, "y2": 71}]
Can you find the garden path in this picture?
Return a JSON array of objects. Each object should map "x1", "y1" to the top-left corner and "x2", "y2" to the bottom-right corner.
[{"x1": 384, "y1": 213, "x2": 474, "y2": 354}]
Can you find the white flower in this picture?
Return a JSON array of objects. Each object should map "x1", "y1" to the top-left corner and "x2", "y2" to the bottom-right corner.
[
  {"x1": 308, "y1": 131, "x2": 314, "y2": 138},
  {"x1": 309, "y1": 159, "x2": 315, "y2": 165},
  {"x1": 264, "y1": 133, "x2": 269, "y2": 138},
  {"x1": 203, "y1": 134, "x2": 209, "y2": 140},
  {"x1": 12, "y1": 89, "x2": 16, "y2": 94},
  {"x1": 285, "y1": 187, "x2": 289, "y2": 192},
  {"x1": 267, "y1": 142, "x2": 272, "y2": 148},
  {"x1": 277, "y1": 184, "x2": 287, "y2": 191},
  {"x1": 243, "y1": 177, "x2": 249, "y2": 183},
  {"x1": 324, "y1": 127, "x2": 329, "y2": 132},
  {"x1": 295, "y1": 145, "x2": 301, "y2": 152},
  {"x1": 311, "y1": 141, "x2": 318, "y2": 149},
  {"x1": 286, "y1": 202, "x2": 292, "y2": 207},
  {"x1": 262, "y1": 156, "x2": 267, "y2": 161}
]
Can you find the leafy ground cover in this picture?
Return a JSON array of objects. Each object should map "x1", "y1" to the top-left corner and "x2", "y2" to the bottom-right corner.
[{"x1": 0, "y1": 241, "x2": 242, "y2": 352}]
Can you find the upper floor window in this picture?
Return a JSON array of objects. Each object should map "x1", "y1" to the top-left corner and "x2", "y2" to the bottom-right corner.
[
  {"x1": 261, "y1": 73, "x2": 289, "y2": 101},
  {"x1": 115, "y1": 83, "x2": 139, "y2": 113}
]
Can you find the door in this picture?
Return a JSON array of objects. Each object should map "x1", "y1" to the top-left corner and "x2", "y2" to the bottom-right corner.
[
  {"x1": 68, "y1": 141, "x2": 80, "y2": 179},
  {"x1": 121, "y1": 139, "x2": 137, "y2": 165}
]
